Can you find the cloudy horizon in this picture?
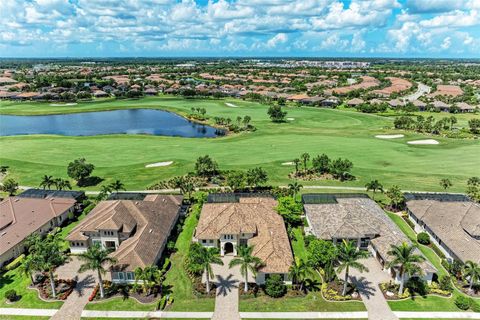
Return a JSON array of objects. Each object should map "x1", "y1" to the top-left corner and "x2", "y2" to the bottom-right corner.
[{"x1": 0, "y1": 0, "x2": 479, "y2": 58}]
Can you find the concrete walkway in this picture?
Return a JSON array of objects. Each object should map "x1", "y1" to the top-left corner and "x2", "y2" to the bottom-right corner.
[
  {"x1": 205, "y1": 256, "x2": 242, "y2": 320},
  {"x1": 0, "y1": 308, "x2": 57, "y2": 317},
  {"x1": 81, "y1": 310, "x2": 214, "y2": 318},
  {"x1": 240, "y1": 312, "x2": 369, "y2": 318},
  {"x1": 339, "y1": 257, "x2": 398, "y2": 320},
  {"x1": 50, "y1": 256, "x2": 98, "y2": 320}
]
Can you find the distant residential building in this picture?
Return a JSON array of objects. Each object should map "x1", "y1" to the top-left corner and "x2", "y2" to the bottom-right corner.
[
  {"x1": 432, "y1": 100, "x2": 450, "y2": 112},
  {"x1": 347, "y1": 98, "x2": 364, "y2": 107},
  {"x1": 67, "y1": 195, "x2": 183, "y2": 283}
]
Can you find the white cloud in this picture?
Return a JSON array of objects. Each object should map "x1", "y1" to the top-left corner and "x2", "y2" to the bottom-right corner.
[
  {"x1": 266, "y1": 33, "x2": 287, "y2": 47},
  {"x1": 440, "y1": 36, "x2": 451, "y2": 49}
]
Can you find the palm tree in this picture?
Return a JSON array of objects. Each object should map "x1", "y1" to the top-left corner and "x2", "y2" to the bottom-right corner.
[
  {"x1": 31, "y1": 235, "x2": 68, "y2": 298},
  {"x1": 365, "y1": 180, "x2": 384, "y2": 200},
  {"x1": 301, "y1": 153, "x2": 310, "y2": 172},
  {"x1": 134, "y1": 265, "x2": 160, "y2": 295},
  {"x1": 198, "y1": 247, "x2": 223, "y2": 293},
  {"x1": 293, "y1": 158, "x2": 301, "y2": 175},
  {"x1": 387, "y1": 242, "x2": 425, "y2": 295},
  {"x1": 78, "y1": 243, "x2": 117, "y2": 298},
  {"x1": 463, "y1": 260, "x2": 480, "y2": 291},
  {"x1": 288, "y1": 181, "x2": 303, "y2": 199},
  {"x1": 289, "y1": 257, "x2": 313, "y2": 291},
  {"x1": 56, "y1": 179, "x2": 72, "y2": 191},
  {"x1": 336, "y1": 240, "x2": 369, "y2": 296},
  {"x1": 229, "y1": 245, "x2": 263, "y2": 292},
  {"x1": 19, "y1": 255, "x2": 37, "y2": 285},
  {"x1": 109, "y1": 180, "x2": 126, "y2": 192},
  {"x1": 439, "y1": 178, "x2": 452, "y2": 191},
  {"x1": 39, "y1": 175, "x2": 54, "y2": 190}
]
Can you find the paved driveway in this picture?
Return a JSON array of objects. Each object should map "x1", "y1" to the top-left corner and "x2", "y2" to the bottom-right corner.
[
  {"x1": 204, "y1": 256, "x2": 241, "y2": 320},
  {"x1": 338, "y1": 256, "x2": 398, "y2": 320},
  {"x1": 50, "y1": 256, "x2": 98, "y2": 320}
]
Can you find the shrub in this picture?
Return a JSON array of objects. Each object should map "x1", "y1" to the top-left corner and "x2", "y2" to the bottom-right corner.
[
  {"x1": 471, "y1": 301, "x2": 480, "y2": 313},
  {"x1": 455, "y1": 295, "x2": 472, "y2": 310},
  {"x1": 4, "y1": 289, "x2": 17, "y2": 302},
  {"x1": 157, "y1": 296, "x2": 167, "y2": 310},
  {"x1": 406, "y1": 277, "x2": 428, "y2": 296},
  {"x1": 417, "y1": 232, "x2": 430, "y2": 245},
  {"x1": 4, "y1": 254, "x2": 25, "y2": 271},
  {"x1": 438, "y1": 275, "x2": 453, "y2": 292},
  {"x1": 265, "y1": 275, "x2": 286, "y2": 298}
]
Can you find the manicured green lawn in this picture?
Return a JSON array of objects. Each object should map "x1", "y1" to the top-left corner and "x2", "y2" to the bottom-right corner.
[
  {"x1": 163, "y1": 211, "x2": 215, "y2": 311},
  {"x1": 85, "y1": 296, "x2": 158, "y2": 311},
  {"x1": 239, "y1": 291, "x2": 365, "y2": 312},
  {"x1": 1, "y1": 96, "x2": 479, "y2": 192},
  {"x1": 291, "y1": 227, "x2": 308, "y2": 260},
  {"x1": 0, "y1": 268, "x2": 63, "y2": 309}
]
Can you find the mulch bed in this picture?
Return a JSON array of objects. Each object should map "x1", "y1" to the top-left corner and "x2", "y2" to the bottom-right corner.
[
  {"x1": 325, "y1": 281, "x2": 361, "y2": 301},
  {"x1": 36, "y1": 278, "x2": 76, "y2": 301},
  {"x1": 456, "y1": 281, "x2": 480, "y2": 297},
  {"x1": 288, "y1": 172, "x2": 333, "y2": 181}
]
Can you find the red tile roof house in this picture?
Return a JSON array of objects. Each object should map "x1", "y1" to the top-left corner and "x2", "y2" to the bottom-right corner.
[
  {"x1": 194, "y1": 194, "x2": 294, "y2": 285},
  {"x1": 0, "y1": 196, "x2": 77, "y2": 267},
  {"x1": 66, "y1": 195, "x2": 182, "y2": 283}
]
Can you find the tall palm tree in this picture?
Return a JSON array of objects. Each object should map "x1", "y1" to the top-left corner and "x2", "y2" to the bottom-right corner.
[
  {"x1": 387, "y1": 242, "x2": 425, "y2": 295},
  {"x1": 78, "y1": 243, "x2": 117, "y2": 298},
  {"x1": 229, "y1": 245, "x2": 263, "y2": 292},
  {"x1": 365, "y1": 180, "x2": 384, "y2": 200},
  {"x1": 109, "y1": 180, "x2": 126, "y2": 192},
  {"x1": 289, "y1": 257, "x2": 313, "y2": 291},
  {"x1": 56, "y1": 179, "x2": 72, "y2": 191},
  {"x1": 463, "y1": 260, "x2": 480, "y2": 291},
  {"x1": 39, "y1": 175, "x2": 55, "y2": 190},
  {"x1": 199, "y1": 247, "x2": 223, "y2": 293},
  {"x1": 288, "y1": 181, "x2": 303, "y2": 200},
  {"x1": 301, "y1": 153, "x2": 310, "y2": 172},
  {"x1": 293, "y1": 158, "x2": 301, "y2": 175},
  {"x1": 336, "y1": 240, "x2": 369, "y2": 296}
]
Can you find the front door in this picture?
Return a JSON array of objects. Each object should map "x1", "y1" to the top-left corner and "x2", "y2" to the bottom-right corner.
[{"x1": 224, "y1": 242, "x2": 234, "y2": 255}]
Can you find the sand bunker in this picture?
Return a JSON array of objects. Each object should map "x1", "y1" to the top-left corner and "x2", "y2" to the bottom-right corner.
[
  {"x1": 287, "y1": 118, "x2": 295, "y2": 121},
  {"x1": 145, "y1": 161, "x2": 173, "y2": 168},
  {"x1": 225, "y1": 103, "x2": 238, "y2": 108},
  {"x1": 407, "y1": 139, "x2": 439, "y2": 145},
  {"x1": 282, "y1": 162, "x2": 294, "y2": 166},
  {"x1": 375, "y1": 134, "x2": 404, "y2": 139},
  {"x1": 49, "y1": 103, "x2": 78, "y2": 106}
]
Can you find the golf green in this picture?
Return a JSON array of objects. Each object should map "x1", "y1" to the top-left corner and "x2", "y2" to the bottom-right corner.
[{"x1": 1, "y1": 96, "x2": 479, "y2": 191}]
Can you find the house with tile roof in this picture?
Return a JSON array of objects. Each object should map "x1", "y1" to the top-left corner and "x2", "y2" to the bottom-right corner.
[
  {"x1": 194, "y1": 194, "x2": 294, "y2": 284},
  {"x1": 303, "y1": 194, "x2": 437, "y2": 284},
  {"x1": 67, "y1": 194, "x2": 182, "y2": 283},
  {"x1": 405, "y1": 193, "x2": 480, "y2": 264},
  {"x1": 0, "y1": 195, "x2": 78, "y2": 267}
]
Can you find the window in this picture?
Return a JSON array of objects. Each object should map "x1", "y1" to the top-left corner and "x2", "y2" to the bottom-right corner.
[
  {"x1": 209, "y1": 239, "x2": 214, "y2": 244},
  {"x1": 202, "y1": 239, "x2": 207, "y2": 244},
  {"x1": 118, "y1": 272, "x2": 125, "y2": 280},
  {"x1": 126, "y1": 272, "x2": 134, "y2": 281}
]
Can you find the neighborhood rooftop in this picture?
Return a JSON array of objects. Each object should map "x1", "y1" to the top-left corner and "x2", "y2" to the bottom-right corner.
[
  {"x1": 405, "y1": 193, "x2": 480, "y2": 263},
  {"x1": 303, "y1": 194, "x2": 436, "y2": 273},
  {"x1": 67, "y1": 194, "x2": 182, "y2": 271},
  {"x1": 195, "y1": 195, "x2": 293, "y2": 274}
]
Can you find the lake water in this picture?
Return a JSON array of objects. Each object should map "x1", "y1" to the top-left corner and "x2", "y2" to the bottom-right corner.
[{"x1": 0, "y1": 109, "x2": 225, "y2": 137}]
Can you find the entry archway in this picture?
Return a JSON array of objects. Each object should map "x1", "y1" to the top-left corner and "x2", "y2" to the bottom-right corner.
[{"x1": 224, "y1": 242, "x2": 234, "y2": 255}]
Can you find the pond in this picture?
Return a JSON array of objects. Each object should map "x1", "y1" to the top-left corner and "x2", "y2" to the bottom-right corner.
[{"x1": 0, "y1": 109, "x2": 225, "y2": 137}]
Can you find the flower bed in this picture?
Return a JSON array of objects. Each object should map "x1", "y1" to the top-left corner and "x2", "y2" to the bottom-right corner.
[
  {"x1": 455, "y1": 280, "x2": 480, "y2": 298},
  {"x1": 321, "y1": 281, "x2": 361, "y2": 301},
  {"x1": 37, "y1": 277, "x2": 76, "y2": 301},
  {"x1": 379, "y1": 281, "x2": 451, "y2": 300},
  {"x1": 192, "y1": 276, "x2": 217, "y2": 297},
  {"x1": 90, "y1": 281, "x2": 161, "y2": 304}
]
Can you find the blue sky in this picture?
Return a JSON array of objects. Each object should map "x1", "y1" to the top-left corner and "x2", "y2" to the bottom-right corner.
[{"x1": 0, "y1": 0, "x2": 479, "y2": 58}]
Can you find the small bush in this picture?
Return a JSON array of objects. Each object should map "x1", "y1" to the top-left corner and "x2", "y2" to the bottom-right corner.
[
  {"x1": 157, "y1": 296, "x2": 167, "y2": 310},
  {"x1": 4, "y1": 254, "x2": 25, "y2": 271},
  {"x1": 265, "y1": 275, "x2": 286, "y2": 298},
  {"x1": 406, "y1": 277, "x2": 428, "y2": 296},
  {"x1": 438, "y1": 275, "x2": 453, "y2": 292},
  {"x1": 417, "y1": 232, "x2": 431, "y2": 245},
  {"x1": 455, "y1": 295, "x2": 472, "y2": 310},
  {"x1": 4, "y1": 289, "x2": 17, "y2": 302}
]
